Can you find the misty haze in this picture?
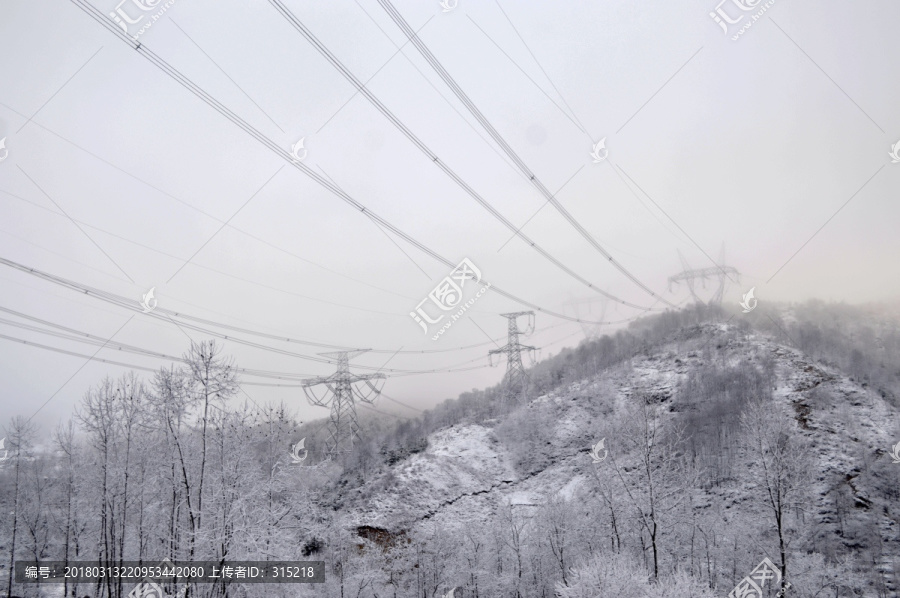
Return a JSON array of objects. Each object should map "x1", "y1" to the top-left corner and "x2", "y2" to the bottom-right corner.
[{"x1": 1, "y1": 1, "x2": 899, "y2": 597}]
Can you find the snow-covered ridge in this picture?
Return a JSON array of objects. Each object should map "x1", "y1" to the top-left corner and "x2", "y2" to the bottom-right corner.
[{"x1": 343, "y1": 322, "x2": 899, "y2": 575}]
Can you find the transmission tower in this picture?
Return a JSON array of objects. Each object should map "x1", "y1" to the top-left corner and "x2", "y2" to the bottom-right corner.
[
  {"x1": 301, "y1": 350, "x2": 385, "y2": 457},
  {"x1": 668, "y1": 249, "x2": 740, "y2": 306},
  {"x1": 489, "y1": 312, "x2": 537, "y2": 407},
  {"x1": 564, "y1": 294, "x2": 610, "y2": 339}
]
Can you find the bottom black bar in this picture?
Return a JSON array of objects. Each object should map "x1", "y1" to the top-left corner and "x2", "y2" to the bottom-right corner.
[{"x1": 15, "y1": 561, "x2": 325, "y2": 583}]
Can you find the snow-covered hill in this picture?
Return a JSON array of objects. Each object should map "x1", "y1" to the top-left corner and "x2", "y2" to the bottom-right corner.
[{"x1": 337, "y1": 321, "x2": 900, "y2": 593}]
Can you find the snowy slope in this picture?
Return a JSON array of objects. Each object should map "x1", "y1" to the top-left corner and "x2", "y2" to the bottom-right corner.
[{"x1": 341, "y1": 322, "x2": 900, "y2": 574}]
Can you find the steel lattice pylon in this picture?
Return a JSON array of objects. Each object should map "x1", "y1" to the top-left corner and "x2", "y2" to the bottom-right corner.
[
  {"x1": 564, "y1": 294, "x2": 610, "y2": 340},
  {"x1": 489, "y1": 312, "x2": 537, "y2": 408},
  {"x1": 301, "y1": 350, "x2": 385, "y2": 457},
  {"x1": 668, "y1": 249, "x2": 740, "y2": 306}
]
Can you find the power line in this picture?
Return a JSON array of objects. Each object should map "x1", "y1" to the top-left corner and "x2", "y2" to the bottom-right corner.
[
  {"x1": 17, "y1": 165, "x2": 134, "y2": 283},
  {"x1": 0, "y1": 332, "x2": 344, "y2": 388},
  {"x1": 0, "y1": 101, "x2": 416, "y2": 304},
  {"x1": 0, "y1": 321, "x2": 594, "y2": 394},
  {"x1": 492, "y1": 0, "x2": 591, "y2": 137},
  {"x1": 0, "y1": 308, "x2": 318, "y2": 380},
  {"x1": 464, "y1": 15, "x2": 587, "y2": 138},
  {"x1": 0, "y1": 256, "x2": 500, "y2": 376},
  {"x1": 267, "y1": 0, "x2": 663, "y2": 313},
  {"x1": 15, "y1": 46, "x2": 104, "y2": 134},
  {"x1": 0, "y1": 302, "x2": 518, "y2": 379},
  {"x1": 358, "y1": 402, "x2": 411, "y2": 420},
  {"x1": 378, "y1": 392, "x2": 424, "y2": 413},
  {"x1": 616, "y1": 166, "x2": 739, "y2": 285},
  {"x1": 169, "y1": 19, "x2": 286, "y2": 133},
  {"x1": 68, "y1": 0, "x2": 633, "y2": 327},
  {"x1": 21, "y1": 315, "x2": 135, "y2": 425},
  {"x1": 6, "y1": 181, "x2": 568, "y2": 338},
  {"x1": 165, "y1": 165, "x2": 285, "y2": 284},
  {"x1": 301, "y1": 350, "x2": 386, "y2": 455},
  {"x1": 374, "y1": 0, "x2": 676, "y2": 309},
  {"x1": 351, "y1": 0, "x2": 531, "y2": 183},
  {"x1": 0, "y1": 186, "x2": 411, "y2": 318},
  {"x1": 0, "y1": 331, "x2": 159, "y2": 373},
  {"x1": 0, "y1": 249, "x2": 551, "y2": 356},
  {"x1": 0, "y1": 318, "x2": 495, "y2": 385},
  {"x1": 8, "y1": 281, "x2": 611, "y2": 379},
  {"x1": 315, "y1": 165, "x2": 431, "y2": 280}
]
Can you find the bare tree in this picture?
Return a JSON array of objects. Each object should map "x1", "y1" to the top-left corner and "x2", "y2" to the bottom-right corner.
[
  {"x1": 608, "y1": 397, "x2": 697, "y2": 581},
  {"x1": 4, "y1": 415, "x2": 37, "y2": 598},
  {"x1": 184, "y1": 340, "x2": 237, "y2": 558},
  {"x1": 537, "y1": 494, "x2": 575, "y2": 586},
  {"x1": 556, "y1": 552, "x2": 649, "y2": 598},
  {"x1": 150, "y1": 364, "x2": 192, "y2": 562},
  {"x1": 114, "y1": 371, "x2": 147, "y2": 598},
  {"x1": 76, "y1": 377, "x2": 124, "y2": 598},
  {"x1": 740, "y1": 396, "x2": 812, "y2": 594},
  {"x1": 498, "y1": 502, "x2": 528, "y2": 598},
  {"x1": 54, "y1": 420, "x2": 79, "y2": 598}
]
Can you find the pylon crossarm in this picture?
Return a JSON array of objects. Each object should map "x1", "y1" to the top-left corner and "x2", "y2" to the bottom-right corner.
[
  {"x1": 320, "y1": 349, "x2": 369, "y2": 361},
  {"x1": 523, "y1": 313, "x2": 535, "y2": 336},
  {"x1": 301, "y1": 384, "x2": 330, "y2": 407},
  {"x1": 355, "y1": 372, "x2": 386, "y2": 382},
  {"x1": 354, "y1": 378, "x2": 384, "y2": 403},
  {"x1": 669, "y1": 263, "x2": 740, "y2": 306},
  {"x1": 301, "y1": 349, "x2": 387, "y2": 459}
]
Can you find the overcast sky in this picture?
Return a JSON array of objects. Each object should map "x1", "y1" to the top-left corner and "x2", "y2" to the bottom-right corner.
[{"x1": 1, "y1": 0, "x2": 898, "y2": 433}]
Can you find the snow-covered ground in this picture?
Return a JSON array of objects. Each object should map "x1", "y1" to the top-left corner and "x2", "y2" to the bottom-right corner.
[{"x1": 343, "y1": 322, "x2": 900, "y2": 586}]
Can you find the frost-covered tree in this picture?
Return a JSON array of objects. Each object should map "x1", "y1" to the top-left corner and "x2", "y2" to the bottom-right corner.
[
  {"x1": 607, "y1": 397, "x2": 696, "y2": 580},
  {"x1": 740, "y1": 396, "x2": 812, "y2": 593},
  {"x1": 556, "y1": 552, "x2": 649, "y2": 598}
]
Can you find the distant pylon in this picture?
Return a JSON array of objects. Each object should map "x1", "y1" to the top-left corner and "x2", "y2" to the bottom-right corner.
[
  {"x1": 564, "y1": 293, "x2": 610, "y2": 339},
  {"x1": 301, "y1": 350, "x2": 385, "y2": 457},
  {"x1": 489, "y1": 312, "x2": 537, "y2": 407},
  {"x1": 668, "y1": 248, "x2": 740, "y2": 306}
]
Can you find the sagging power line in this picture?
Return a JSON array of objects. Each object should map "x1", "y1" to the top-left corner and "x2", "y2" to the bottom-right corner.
[
  {"x1": 374, "y1": 0, "x2": 675, "y2": 309},
  {"x1": 0, "y1": 257, "x2": 491, "y2": 376},
  {"x1": 67, "y1": 0, "x2": 630, "y2": 327},
  {"x1": 266, "y1": 0, "x2": 664, "y2": 313}
]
